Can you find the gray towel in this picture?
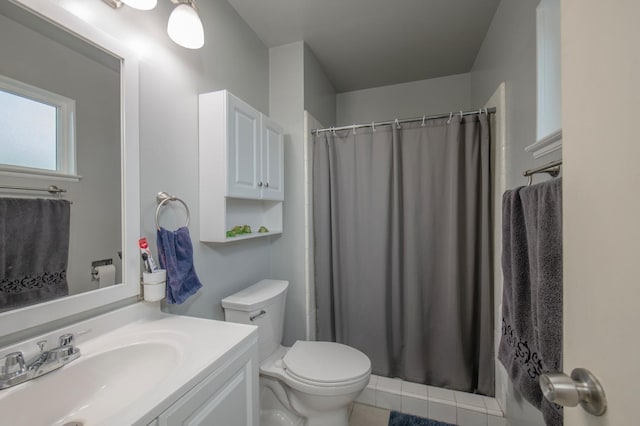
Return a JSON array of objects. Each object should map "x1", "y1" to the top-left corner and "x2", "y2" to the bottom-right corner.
[
  {"x1": 0, "y1": 198, "x2": 71, "y2": 312},
  {"x1": 498, "y1": 178, "x2": 562, "y2": 426}
]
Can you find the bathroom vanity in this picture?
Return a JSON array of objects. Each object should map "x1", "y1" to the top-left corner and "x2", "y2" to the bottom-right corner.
[{"x1": 0, "y1": 303, "x2": 259, "y2": 426}]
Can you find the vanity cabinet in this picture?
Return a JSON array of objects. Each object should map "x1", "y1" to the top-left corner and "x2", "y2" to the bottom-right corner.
[
  {"x1": 156, "y1": 342, "x2": 258, "y2": 426},
  {"x1": 199, "y1": 90, "x2": 284, "y2": 242}
]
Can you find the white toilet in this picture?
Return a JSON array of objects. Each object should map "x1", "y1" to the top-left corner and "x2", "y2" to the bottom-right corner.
[{"x1": 221, "y1": 279, "x2": 371, "y2": 426}]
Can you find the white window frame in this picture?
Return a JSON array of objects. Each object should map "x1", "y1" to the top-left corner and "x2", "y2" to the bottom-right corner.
[
  {"x1": 526, "y1": 0, "x2": 562, "y2": 159},
  {"x1": 0, "y1": 73, "x2": 79, "y2": 180}
]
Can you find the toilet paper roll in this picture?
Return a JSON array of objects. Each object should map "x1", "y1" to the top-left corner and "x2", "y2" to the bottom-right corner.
[{"x1": 95, "y1": 264, "x2": 116, "y2": 288}]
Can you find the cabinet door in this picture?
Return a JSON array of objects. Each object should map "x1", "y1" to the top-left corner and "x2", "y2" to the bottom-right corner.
[
  {"x1": 157, "y1": 348, "x2": 258, "y2": 426},
  {"x1": 227, "y1": 94, "x2": 261, "y2": 199},
  {"x1": 261, "y1": 116, "x2": 284, "y2": 201}
]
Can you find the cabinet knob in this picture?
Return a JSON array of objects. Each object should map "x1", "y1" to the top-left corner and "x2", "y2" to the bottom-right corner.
[
  {"x1": 257, "y1": 181, "x2": 263, "y2": 187},
  {"x1": 264, "y1": 182, "x2": 269, "y2": 188}
]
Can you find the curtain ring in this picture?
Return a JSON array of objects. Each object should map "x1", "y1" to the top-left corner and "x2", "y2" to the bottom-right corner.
[
  {"x1": 485, "y1": 107, "x2": 488, "y2": 115},
  {"x1": 352, "y1": 125, "x2": 357, "y2": 135},
  {"x1": 394, "y1": 118, "x2": 401, "y2": 129},
  {"x1": 331, "y1": 126, "x2": 336, "y2": 136},
  {"x1": 371, "y1": 122, "x2": 376, "y2": 132},
  {"x1": 459, "y1": 110, "x2": 464, "y2": 118},
  {"x1": 447, "y1": 112, "x2": 453, "y2": 124},
  {"x1": 421, "y1": 115, "x2": 426, "y2": 126}
]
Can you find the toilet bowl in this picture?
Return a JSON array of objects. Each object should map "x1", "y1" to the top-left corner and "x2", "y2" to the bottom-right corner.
[{"x1": 221, "y1": 280, "x2": 371, "y2": 426}]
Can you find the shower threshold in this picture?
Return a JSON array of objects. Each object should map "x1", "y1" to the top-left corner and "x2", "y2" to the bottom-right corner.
[{"x1": 356, "y1": 375, "x2": 505, "y2": 425}]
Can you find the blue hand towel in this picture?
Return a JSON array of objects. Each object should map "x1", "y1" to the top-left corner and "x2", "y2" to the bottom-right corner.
[{"x1": 157, "y1": 226, "x2": 202, "y2": 304}]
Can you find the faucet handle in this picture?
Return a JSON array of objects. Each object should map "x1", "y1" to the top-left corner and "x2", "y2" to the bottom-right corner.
[
  {"x1": 1, "y1": 352, "x2": 26, "y2": 378},
  {"x1": 58, "y1": 333, "x2": 75, "y2": 347}
]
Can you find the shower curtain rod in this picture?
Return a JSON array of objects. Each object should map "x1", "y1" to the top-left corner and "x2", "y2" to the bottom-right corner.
[{"x1": 311, "y1": 107, "x2": 496, "y2": 135}]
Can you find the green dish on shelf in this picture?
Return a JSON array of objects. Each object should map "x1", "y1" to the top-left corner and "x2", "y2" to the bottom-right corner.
[{"x1": 227, "y1": 224, "x2": 261, "y2": 237}]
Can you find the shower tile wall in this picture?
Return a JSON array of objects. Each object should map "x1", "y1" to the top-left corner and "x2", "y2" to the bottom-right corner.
[{"x1": 357, "y1": 375, "x2": 507, "y2": 426}]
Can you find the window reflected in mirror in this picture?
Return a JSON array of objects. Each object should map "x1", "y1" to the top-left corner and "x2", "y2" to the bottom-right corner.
[{"x1": 0, "y1": 74, "x2": 76, "y2": 174}]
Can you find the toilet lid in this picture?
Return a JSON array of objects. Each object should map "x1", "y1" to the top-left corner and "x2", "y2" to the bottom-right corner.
[{"x1": 282, "y1": 341, "x2": 371, "y2": 384}]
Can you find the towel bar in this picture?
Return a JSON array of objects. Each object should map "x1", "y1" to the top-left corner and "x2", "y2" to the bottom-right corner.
[
  {"x1": 0, "y1": 184, "x2": 73, "y2": 203},
  {"x1": 523, "y1": 160, "x2": 562, "y2": 185},
  {"x1": 155, "y1": 192, "x2": 190, "y2": 231}
]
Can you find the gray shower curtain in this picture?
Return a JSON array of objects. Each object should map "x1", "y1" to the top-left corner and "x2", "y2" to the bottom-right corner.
[{"x1": 313, "y1": 114, "x2": 494, "y2": 396}]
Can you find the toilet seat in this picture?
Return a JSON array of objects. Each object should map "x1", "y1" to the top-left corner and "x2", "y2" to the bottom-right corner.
[
  {"x1": 283, "y1": 341, "x2": 371, "y2": 385},
  {"x1": 260, "y1": 342, "x2": 371, "y2": 397}
]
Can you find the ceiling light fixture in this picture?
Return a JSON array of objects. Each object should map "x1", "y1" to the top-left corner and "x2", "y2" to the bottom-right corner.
[
  {"x1": 121, "y1": 0, "x2": 157, "y2": 10},
  {"x1": 167, "y1": 0, "x2": 204, "y2": 49},
  {"x1": 102, "y1": 0, "x2": 204, "y2": 49}
]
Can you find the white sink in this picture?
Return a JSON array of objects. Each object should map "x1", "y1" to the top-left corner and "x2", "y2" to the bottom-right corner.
[
  {"x1": 0, "y1": 303, "x2": 257, "y2": 426},
  {"x1": 2, "y1": 340, "x2": 181, "y2": 426}
]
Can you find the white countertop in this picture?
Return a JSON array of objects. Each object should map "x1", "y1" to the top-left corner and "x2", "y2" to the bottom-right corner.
[{"x1": 0, "y1": 302, "x2": 258, "y2": 426}]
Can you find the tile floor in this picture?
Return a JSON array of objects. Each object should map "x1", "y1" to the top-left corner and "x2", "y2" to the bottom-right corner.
[{"x1": 349, "y1": 403, "x2": 391, "y2": 426}]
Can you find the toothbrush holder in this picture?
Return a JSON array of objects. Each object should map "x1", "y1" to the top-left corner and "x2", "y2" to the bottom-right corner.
[{"x1": 142, "y1": 269, "x2": 166, "y2": 302}]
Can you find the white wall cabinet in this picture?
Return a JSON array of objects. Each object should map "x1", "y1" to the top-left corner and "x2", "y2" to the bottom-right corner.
[{"x1": 199, "y1": 90, "x2": 284, "y2": 242}]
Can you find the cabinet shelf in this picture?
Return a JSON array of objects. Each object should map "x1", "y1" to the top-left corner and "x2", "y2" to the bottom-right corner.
[{"x1": 221, "y1": 230, "x2": 282, "y2": 243}]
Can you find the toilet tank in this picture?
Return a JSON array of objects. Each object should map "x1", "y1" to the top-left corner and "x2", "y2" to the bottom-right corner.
[{"x1": 221, "y1": 279, "x2": 288, "y2": 361}]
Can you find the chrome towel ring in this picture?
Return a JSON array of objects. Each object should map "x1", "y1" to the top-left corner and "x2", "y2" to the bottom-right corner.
[{"x1": 155, "y1": 191, "x2": 190, "y2": 231}]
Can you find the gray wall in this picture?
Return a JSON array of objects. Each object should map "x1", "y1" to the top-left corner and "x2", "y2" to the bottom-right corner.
[
  {"x1": 135, "y1": 0, "x2": 271, "y2": 320},
  {"x1": 336, "y1": 73, "x2": 472, "y2": 126},
  {"x1": 269, "y1": 42, "x2": 337, "y2": 345},
  {"x1": 470, "y1": 0, "x2": 546, "y2": 424},
  {"x1": 42, "y1": 0, "x2": 274, "y2": 321},
  {"x1": 470, "y1": 0, "x2": 558, "y2": 191},
  {"x1": 0, "y1": 11, "x2": 122, "y2": 296},
  {"x1": 303, "y1": 45, "x2": 336, "y2": 127},
  {"x1": 269, "y1": 41, "x2": 306, "y2": 345},
  {"x1": 3, "y1": 0, "x2": 335, "y2": 344}
]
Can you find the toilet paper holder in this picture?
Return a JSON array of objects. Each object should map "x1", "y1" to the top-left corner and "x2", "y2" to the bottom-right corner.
[{"x1": 91, "y1": 258, "x2": 113, "y2": 279}]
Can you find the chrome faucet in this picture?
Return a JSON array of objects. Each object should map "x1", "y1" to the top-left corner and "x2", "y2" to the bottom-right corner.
[{"x1": 0, "y1": 333, "x2": 81, "y2": 390}]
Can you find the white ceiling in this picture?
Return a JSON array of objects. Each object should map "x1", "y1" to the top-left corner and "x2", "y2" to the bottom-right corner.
[{"x1": 225, "y1": 0, "x2": 501, "y2": 92}]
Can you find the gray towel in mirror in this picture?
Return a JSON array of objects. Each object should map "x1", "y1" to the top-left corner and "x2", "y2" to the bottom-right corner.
[
  {"x1": 0, "y1": 198, "x2": 71, "y2": 312},
  {"x1": 499, "y1": 178, "x2": 562, "y2": 426}
]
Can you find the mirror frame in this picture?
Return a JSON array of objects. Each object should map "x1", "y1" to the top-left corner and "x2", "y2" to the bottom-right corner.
[{"x1": 0, "y1": 0, "x2": 140, "y2": 336}]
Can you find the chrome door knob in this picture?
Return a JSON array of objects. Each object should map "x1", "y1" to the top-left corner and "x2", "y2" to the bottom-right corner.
[
  {"x1": 257, "y1": 181, "x2": 263, "y2": 187},
  {"x1": 264, "y1": 182, "x2": 269, "y2": 188},
  {"x1": 540, "y1": 368, "x2": 607, "y2": 416}
]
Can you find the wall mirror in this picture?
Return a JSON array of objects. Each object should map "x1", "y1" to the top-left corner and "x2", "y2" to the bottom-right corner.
[{"x1": 0, "y1": 0, "x2": 140, "y2": 336}]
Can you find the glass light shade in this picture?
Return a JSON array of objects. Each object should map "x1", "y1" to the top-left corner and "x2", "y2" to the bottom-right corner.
[
  {"x1": 121, "y1": 0, "x2": 157, "y2": 10},
  {"x1": 167, "y1": 3, "x2": 205, "y2": 49}
]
